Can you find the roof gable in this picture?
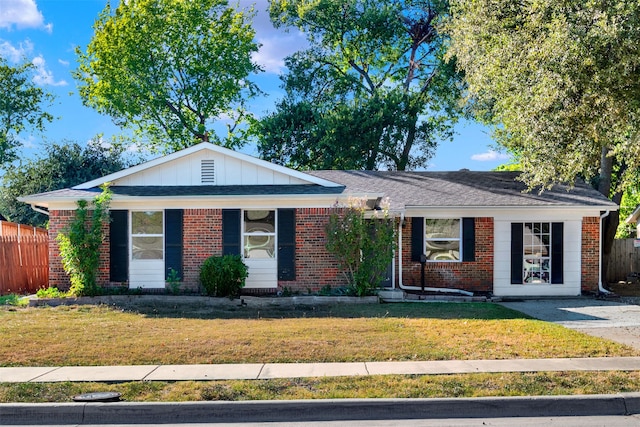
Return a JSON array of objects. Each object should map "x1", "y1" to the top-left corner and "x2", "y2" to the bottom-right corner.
[{"x1": 74, "y1": 142, "x2": 342, "y2": 189}]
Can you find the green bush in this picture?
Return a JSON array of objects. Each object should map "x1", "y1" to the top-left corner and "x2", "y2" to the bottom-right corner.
[{"x1": 200, "y1": 254, "x2": 248, "y2": 298}]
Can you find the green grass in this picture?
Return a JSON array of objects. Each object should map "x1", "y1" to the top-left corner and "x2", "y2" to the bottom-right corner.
[
  {"x1": 0, "y1": 302, "x2": 636, "y2": 367},
  {"x1": 1, "y1": 371, "x2": 639, "y2": 403}
]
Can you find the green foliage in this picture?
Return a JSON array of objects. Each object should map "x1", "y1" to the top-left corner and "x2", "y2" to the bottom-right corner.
[
  {"x1": 0, "y1": 294, "x2": 29, "y2": 306},
  {"x1": 616, "y1": 187, "x2": 640, "y2": 238},
  {"x1": 75, "y1": 0, "x2": 261, "y2": 153},
  {"x1": 445, "y1": 0, "x2": 640, "y2": 191},
  {"x1": 256, "y1": 0, "x2": 462, "y2": 171},
  {"x1": 1, "y1": 140, "x2": 132, "y2": 227},
  {"x1": 36, "y1": 287, "x2": 66, "y2": 299},
  {"x1": 56, "y1": 185, "x2": 112, "y2": 297},
  {"x1": 199, "y1": 255, "x2": 248, "y2": 298},
  {"x1": 0, "y1": 58, "x2": 54, "y2": 166},
  {"x1": 325, "y1": 198, "x2": 396, "y2": 296},
  {"x1": 166, "y1": 268, "x2": 182, "y2": 295}
]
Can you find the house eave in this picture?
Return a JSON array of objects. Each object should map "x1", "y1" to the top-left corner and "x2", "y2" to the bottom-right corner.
[{"x1": 25, "y1": 192, "x2": 385, "y2": 211}]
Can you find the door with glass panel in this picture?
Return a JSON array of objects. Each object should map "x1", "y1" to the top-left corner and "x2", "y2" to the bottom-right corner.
[
  {"x1": 243, "y1": 210, "x2": 277, "y2": 288},
  {"x1": 129, "y1": 210, "x2": 165, "y2": 288}
]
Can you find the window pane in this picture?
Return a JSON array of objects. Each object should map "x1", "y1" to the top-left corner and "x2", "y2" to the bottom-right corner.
[
  {"x1": 132, "y1": 211, "x2": 163, "y2": 234},
  {"x1": 244, "y1": 235, "x2": 275, "y2": 258},
  {"x1": 132, "y1": 237, "x2": 163, "y2": 259},
  {"x1": 244, "y1": 210, "x2": 275, "y2": 233},
  {"x1": 425, "y1": 218, "x2": 460, "y2": 238},
  {"x1": 523, "y1": 222, "x2": 551, "y2": 284},
  {"x1": 426, "y1": 241, "x2": 460, "y2": 261}
]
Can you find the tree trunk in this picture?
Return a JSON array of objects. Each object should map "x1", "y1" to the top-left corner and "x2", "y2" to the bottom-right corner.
[
  {"x1": 397, "y1": 111, "x2": 419, "y2": 171},
  {"x1": 597, "y1": 146, "x2": 622, "y2": 290}
]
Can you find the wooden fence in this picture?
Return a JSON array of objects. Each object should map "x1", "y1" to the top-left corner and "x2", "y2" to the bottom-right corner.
[
  {"x1": 0, "y1": 235, "x2": 49, "y2": 295},
  {"x1": 0, "y1": 220, "x2": 48, "y2": 237},
  {"x1": 607, "y1": 238, "x2": 640, "y2": 283}
]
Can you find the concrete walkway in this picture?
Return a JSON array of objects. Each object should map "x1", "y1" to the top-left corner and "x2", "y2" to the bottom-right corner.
[
  {"x1": 2, "y1": 357, "x2": 640, "y2": 383},
  {"x1": 499, "y1": 298, "x2": 640, "y2": 349}
]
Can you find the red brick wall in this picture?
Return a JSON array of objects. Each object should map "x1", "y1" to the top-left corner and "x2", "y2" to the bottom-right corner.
[
  {"x1": 278, "y1": 208, "x2": 346, "y2": 292},
  {"x1": 182, "y1": 209, "x2": 222, "y2": 291},
  {"x1": 581, "y1": 216, "x2": 600, "y2": 293},
  {"x1": 400, "y1": 217, "x2": 494, "y2": 293},
  {"x1": 48, "y1": 210, "x2": 72, "y2": 290}
]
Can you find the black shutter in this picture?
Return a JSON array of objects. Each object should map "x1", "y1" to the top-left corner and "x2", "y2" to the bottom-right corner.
[
  {"x1": 222, "y1": 209, "x2": 241, "y2": 255},
  {"x1": 462, "y1": 218, "x2": 476, "y2": 262},
  {"x1": 277, "y1": 208, "x2": 296, "y2": 281},
  {"x1": 165, "y1": 209, "x2": 183, "y2": 280},
  {"x1": 411, "y1": 217, "x2": 424, "y2": 262},
  {"x1": 551, "y1": 222, "x2": 564, "y2": 284},
  {"x1": 511, "y1": 223, "x2": 523, "y2": 284},
  {"x1": 109, "y1": 210, "x2": 128, "y2": 283}
]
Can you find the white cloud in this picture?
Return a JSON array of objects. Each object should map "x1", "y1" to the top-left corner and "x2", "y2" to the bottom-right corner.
[
  {"x1": 253, "y1": 34, "x2": 307, "y2": 74},
  {"x1": 0, "y1": 0, "x2": 51, "y2": 31},
  {"x1": 238, "y1": 0, "x2": 309, "y2": 74},
  {"x1": 58, "y1": 59, "x2": 69, "y2": 66},
  {"x1": 471, "y1": 150, "x2": 511, "y2": 162},
  {"x1": 0, "y1": 38, "x2": 33, "y2": 62},
  {"x1": 31, "y1": 55, "x2": 67, "y2": 86}
]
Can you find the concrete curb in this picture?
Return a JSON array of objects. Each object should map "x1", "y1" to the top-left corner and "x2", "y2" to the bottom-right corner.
[{"x1": 2, "y1": 393, "x2": 640, "y2": 425}]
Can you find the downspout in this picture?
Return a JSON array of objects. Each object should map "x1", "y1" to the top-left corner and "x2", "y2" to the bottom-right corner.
[
  {"x1": 396, "y1": 213, "x2": 473, "y2": 296},
  {"x1": 599, "y1": 210, "x2": 611, "y2": 294}
]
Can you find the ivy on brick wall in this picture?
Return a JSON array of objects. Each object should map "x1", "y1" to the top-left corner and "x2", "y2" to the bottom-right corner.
[
  {"x1": 325, "y1": 198, "x2": 396, "y2": 296},
  {"x1": 56, "y1": 184, "x2": 111, "y2": 296}
]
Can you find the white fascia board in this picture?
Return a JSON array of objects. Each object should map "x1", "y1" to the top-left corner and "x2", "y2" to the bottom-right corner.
[
  {"x1": 74, "y1": 142, "x2": 343, "y2": 189},
  {"x1": 45, "y1": 192, "x2": 377, "y2": 211},
  {"x1": 405, "y1": 205, "x2": 617, "y2": 219}
]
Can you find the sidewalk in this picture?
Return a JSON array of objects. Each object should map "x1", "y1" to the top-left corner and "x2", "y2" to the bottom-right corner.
[{"x1": 2, "y1": 357, "x2": 640, "y2": 383}]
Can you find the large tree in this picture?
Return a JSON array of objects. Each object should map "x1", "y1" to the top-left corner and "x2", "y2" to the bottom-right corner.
[
  {"x1": 75, "y1": 0, "x2": 261, "y2": 153},
  {"x1": 0, "y1": 58, "x2": 54, "y2": 166},
  {"x1": 0, "y1": 140, "x2": 133, "y2": 227},
  {"x1": 445, "y1": 0, "x2": 640, "y2": 282},
  {"x1": 256, "y1": 0, "x2": 462, "y2": 171}
]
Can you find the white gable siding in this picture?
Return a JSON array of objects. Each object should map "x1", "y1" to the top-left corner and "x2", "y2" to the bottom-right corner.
[
  {"x1": 493, "y1": 218, "x2": 582, "y2": 297},
  {"x1": 113, "y1": 151, "x2": 308, "y2": 186}
]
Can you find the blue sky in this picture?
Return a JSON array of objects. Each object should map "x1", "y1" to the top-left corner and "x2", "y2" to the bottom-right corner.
[{"x1": 0, "y1": 0, "x2": 510, "y2": 171}]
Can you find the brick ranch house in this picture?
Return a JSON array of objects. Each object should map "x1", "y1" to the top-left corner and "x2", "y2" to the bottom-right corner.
[{"x1": 19, "y1": 142, "x2": 616, "y2": 297}]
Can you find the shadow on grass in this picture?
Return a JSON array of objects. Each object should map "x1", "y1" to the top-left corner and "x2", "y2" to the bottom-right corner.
[{"x1": 110, "y1": 300, "x2": 534, "y2": 321}]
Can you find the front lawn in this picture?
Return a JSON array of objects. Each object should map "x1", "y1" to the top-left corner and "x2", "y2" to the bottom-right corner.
[
  {"x1": 0, "y1": 301, "x2": 636, "y2": 367},
  {"x1": 2, "y1": 300, "x2": 639, "y2": 403}
]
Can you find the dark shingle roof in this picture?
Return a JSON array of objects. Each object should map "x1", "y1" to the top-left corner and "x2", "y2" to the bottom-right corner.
[{"x1": 307, "y1": 170, "x2": 616, "y2": 210}]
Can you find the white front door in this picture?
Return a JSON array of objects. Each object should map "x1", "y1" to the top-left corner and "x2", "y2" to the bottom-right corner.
[
  {"x1": 243, "y1": 210, "x2": 277, "y2": 289},
  {"x1": 129, "y1": 211, "x2": 165, "y2": 289}
]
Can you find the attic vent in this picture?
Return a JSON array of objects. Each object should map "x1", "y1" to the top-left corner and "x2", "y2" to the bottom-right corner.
[{"x1": 201, "y1": 160, "x2": 216, "y2": 184}]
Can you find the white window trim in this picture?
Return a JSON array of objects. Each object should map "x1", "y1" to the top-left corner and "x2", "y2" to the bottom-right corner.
[
  {"x1": 522, "y1": 221, "x2": 552, "y2": 285},
  {"x1": 242, "y1": 209, "x2": 277, "y2": 259},
  {"x1": 424, "y1": 218, "x2": 462, "y2": 262},
  {"x1": 130, "y1": 210, "x2": 164, "y2": 261}
]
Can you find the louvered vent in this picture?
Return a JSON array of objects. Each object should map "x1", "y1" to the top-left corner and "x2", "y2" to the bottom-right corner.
[{"x1": 201, "y1": 160, "x2": 216, "y2": 184}]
